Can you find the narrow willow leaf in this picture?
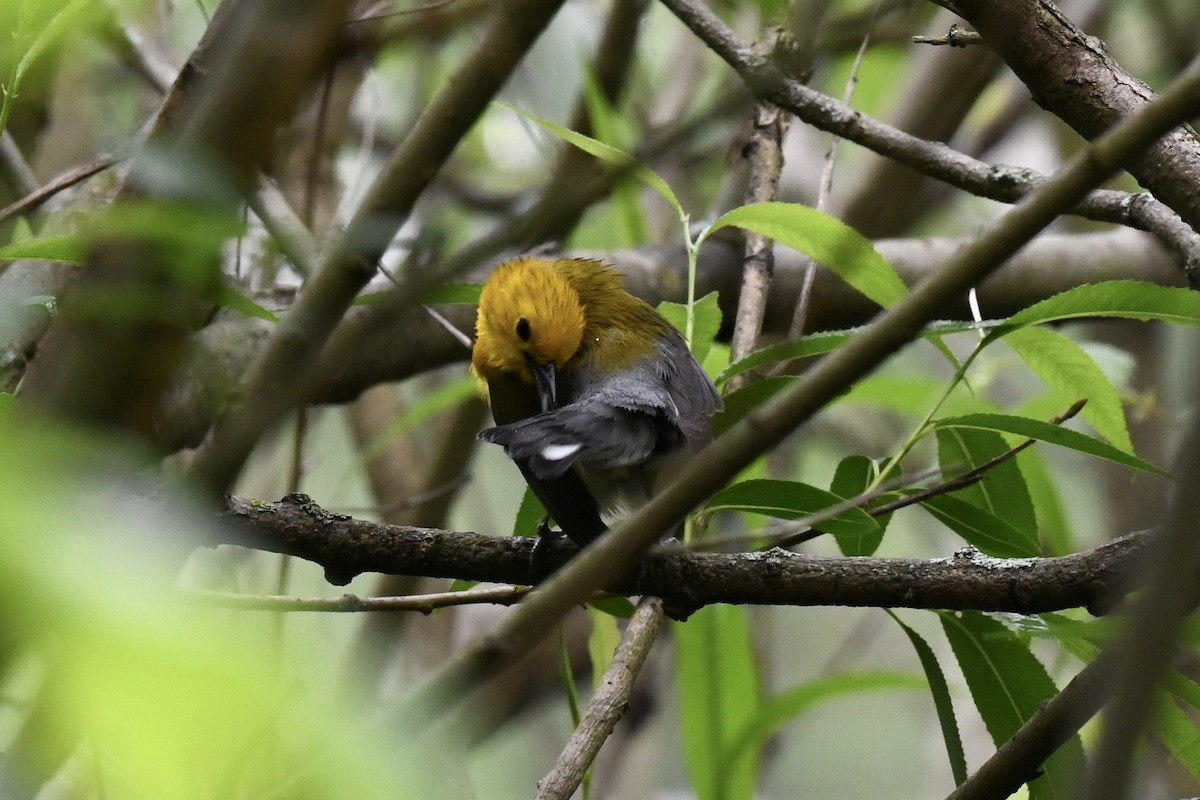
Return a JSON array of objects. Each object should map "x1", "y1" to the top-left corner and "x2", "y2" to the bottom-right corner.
[
  {"x1": 587, "y1": 606, "x2": 622, "y2": 690},
  {"x1": 990, "y1": 281, "x2": 1200, "y2": 335},
  {"x1": 512, "y1": 486, "x2": 547, "y2": 538},
  {"x1": 933, "y1": 413, "x2": 1165, "y2": 475},
  {"x1": 830, "y1": 455, "x2": 885, "y2": 555},
  {"x1": 717, "y1": 320, "x2": 993, "y2": 386},
  {"x1": 675, "y1": 605, "x2": 761, "y2": 800},
  {"x1": 940, "y1": 611, "x2": 1084, "y2": 800},
  {"x1": 659, "y1": 292, "x2": 723, "y2": 362},
  {"x1": 844, "y1": 373, "x2": 946, "y2": 416},
  {"x1": 587, "y1": 596, "x2": 635, "y2": 619},
  {"x1": 498, "y1": 101, "x2": 683, "y2": 215},
  {"x1": 215, "y1": 285, "x2": 279, "y2": 323},
  {"x1": 888, "y1": 612, "x2": 967, "y2": 786},
  {"x1": 921, "y1": 494, "x2": 1040, "y2": 558},
  {"x1": 713, "y1": 376, "x2": 793, "y2": 435},
  {"x1": 1158, "y1": 669, "x2": 1200, "y2": 782},
  {"x1": 725, "y1": 671, "x2": 926, "y2": 767},
  {"x1": 357, "y1": 283, "x2": 483, "y2": 306},
  {"x1": 580, "y1": 66, "x2": 646, "y2": 246},
  {"x1": 1016, "y1": 449, "x2": 1074, "y2": 556},
  {"x1": 1004, "y1": 326, "x2": 1133, "y2": 452},
  {"x1": 706, "y1": 478, "x2": 881, "y2": 547},
  {"x1": 0, "y1": 234, "x2": 85, "y2": 264},
  {"x1": 421, "y1": 283, "x2": 483, "y2": 305},
  {"x1": 708, "y1": 202, "x2": 907, "y2": 308},
  {"x1": 1035, "y1": 612, "x2": 1109, "y2": 663},
  {"x1": 1151, "y1": 692, "x2": 1200, "y2": 785},
  {"x1": 363, "y1": 377, "x2": 478, "y2": 462},
  {"x1": 936, "y1": 426, "x2": 1036, "y2": 541},
  {"x1": 559, "y1": 631, "x2": 582, "y2": 728}
]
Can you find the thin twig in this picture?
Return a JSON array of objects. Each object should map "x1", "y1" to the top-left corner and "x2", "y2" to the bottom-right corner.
[
  {"x1": 726, "y1": 32, "x2": 789, "y2": 393},
  {"x1": 790, "y1": 0, "x2": 880, "y2": 339},
  {"x1": 0, "y1": 154, "x2": 120, "y2": 225},
  {"x1": 182, "y1": 584, "x2": 532, "y2": 613},
  {"x1": 535, "y1": 597, "x2": 663, "y2": 800},
  {"x1": 333, "y1": 474, "x2": 471, "y2": 516},
  {"x1": 912, "y1": 24, "x2": 983, "y2": 47}
]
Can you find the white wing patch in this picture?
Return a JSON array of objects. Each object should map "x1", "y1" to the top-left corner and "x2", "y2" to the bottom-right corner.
[{"x1": 541, "y1": 443, "x2": 583, "y2": 462}]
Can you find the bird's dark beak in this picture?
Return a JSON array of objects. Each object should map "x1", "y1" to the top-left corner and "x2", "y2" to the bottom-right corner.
[{"x1": 526, "y1": 354, "x2": 557, "y2": 411}]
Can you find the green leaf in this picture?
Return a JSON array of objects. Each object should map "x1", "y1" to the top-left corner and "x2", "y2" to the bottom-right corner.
[
  {"x1": 725, "y1": 670, "x2": 926, "y2": 768},
  {"x1": 718, "y1": 320, "x2": 991, "y2": 386},
  {"x1": 676, "y1": 605, "x2": 761, "y2": 800},
  {"x1": 512, "y1": 485, "x2": 547, "y2": 538},
  {"x1": 498, "y1": 101, "x2": 683, "y2": 216},
  {"x1": 1151, "y1": 691, "x2": 1200, "y2": 785},
  {"x1": 0, "y1": 234, "x2": 85, "y2": 264},
  {"x1": 357, "y1": 285, "x2": 485, "y2": 306},
  {"x1": 713, "y1": 376, "x2": 793, "y2": 436},
  {"x1": 1035, "y1": 612, "x2": 1108, "y2": 662},
  {"x1": 888, "y1": 612, "x2": 967, "y2": 787},
  {"x1": 940, "y1": 611, "x2": 1084, "y2": 799},
  {"x1": 932, "y1": 413, "x2": 1165, "y2": 475},
  {"x1": 718, "y1": 330, "x2": 853, "y2": 385},
  {"x1": 658, "y1": 292, "x2": 722, "y2": 362},
  {"x1": 1004, "y1": 326, "x2": 1132, "y2": 452},
  {"x1": 421, "y1": 283, "x2": 483, "y2": 305},
  {"x1": 587, "y1": 606, "x2": 622, "y2": 690},
  {"x1": 360, "y1": 377, "x2": 478, "y2": 463},
  {"x1": 587, "y1": 596, "x2": 635, "y2": 619},
  {"x1": 843, "y1": 373, "x2": 945, "y2": 416},
  {"x1": 990, "y1": 281, "x2": 1200, "y2": 336},
  {"x1": 1148, "y1": 669, "x2": 1200, "y2": 783},
  {"x1": 921, "y1": 494, "x2": 1040, "y2": 558},
  {"x1": 1016, "y1": 449, "x2": 1073, "y2": 556},
  {"x1": 580, "y1": 66, "x2": 646, "y2": 246},
  {"x1": 559, "y1": 629, "x2": 582, "y2": 728},
  {"x1": 936, "y1": 426, "x2": 1036, "y2": 541},
  {"x1": 215, "y1": 285, "x2": 279, "y2": 323},
  {"x1": 829, "y1": 455, "x2": 885, "y2": 555},
  {"x1": 705, "y1": 478, "x2": 881, "y2": 550},
  {"x1": 1158, "y1": 671, "x2": 1200, "y2": 783},
  {"x1": 708, "y1": 202, "x2": 907, "y2": 309}
]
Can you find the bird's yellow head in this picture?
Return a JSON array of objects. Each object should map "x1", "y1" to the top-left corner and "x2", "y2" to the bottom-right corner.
[{"x1": 472, "y1": 257, "x2": 587, "y2": 391}]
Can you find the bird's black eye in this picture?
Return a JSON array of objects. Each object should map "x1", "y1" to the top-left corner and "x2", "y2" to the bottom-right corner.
[{"x1": 515, "y1": 317, "x2": 531, "y2": 342}]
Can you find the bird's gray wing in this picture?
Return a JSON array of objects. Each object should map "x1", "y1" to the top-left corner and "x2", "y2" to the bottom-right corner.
[{"x1": 478, "y1": 397, "x2": 677, "y2": 480}]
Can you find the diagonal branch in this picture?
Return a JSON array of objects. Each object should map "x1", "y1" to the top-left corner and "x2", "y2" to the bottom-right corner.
[
  {"x1": 947, "y1": 0, "x2": 1200, "y2": 239},
  {"x1": 185, "y1": 0, "x2": 570, "y2": 494},
  {"x1": 534, "y1": 597, "x2": 664, "y2": 800},
  {"x1": 392, "y1": 41, "x2": 1200, "y2": 727},
  {"x1": 655, "y1": 0, "x2": 1200, "y2": 268}
]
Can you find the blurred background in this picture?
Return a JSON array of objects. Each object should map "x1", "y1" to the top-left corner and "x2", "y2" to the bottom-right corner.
[{"x1": 1, "y1": 0, "x2": 1198, "y2": 797}]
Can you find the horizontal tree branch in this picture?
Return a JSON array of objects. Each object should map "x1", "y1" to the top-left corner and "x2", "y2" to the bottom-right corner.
[
  {"x1": 152, "y1": 228, "x2": 1182, "y2": 451},
  {"x1": 217, "y1": 494, "x2": 1150, "y2": 615}
]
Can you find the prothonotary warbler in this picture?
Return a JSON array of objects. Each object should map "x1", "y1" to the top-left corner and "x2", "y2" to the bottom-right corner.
[{"x1": 471, "y1": 256, "x2": 722, "y2": 547}]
